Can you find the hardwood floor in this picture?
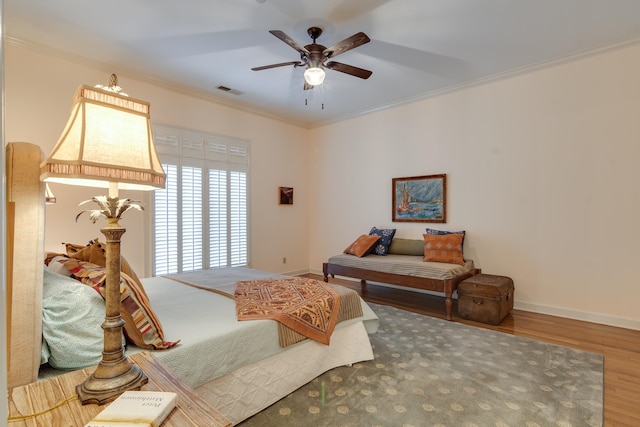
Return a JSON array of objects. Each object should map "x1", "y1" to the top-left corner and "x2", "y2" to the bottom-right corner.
[{"x1": 307, "y1": 274, "x2": 640, "y2": 427}]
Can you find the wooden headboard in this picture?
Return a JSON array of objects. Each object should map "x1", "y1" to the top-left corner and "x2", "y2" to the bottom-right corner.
[{"x1": 5, "y1": 142, "x2": 45, "y2": 388}]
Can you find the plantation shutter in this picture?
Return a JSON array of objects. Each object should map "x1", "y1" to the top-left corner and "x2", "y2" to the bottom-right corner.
[
  {"x1": 153, "y1": 163, "x2": 178, "y2": 275},
  {"x1": 229, "y1": 170, "x2": 248, "y2": 266},
  {"x1": 152, "y1": 125, "x2": 249, "y2": 275},
  {"x1": 208, "y1": 168, "x2": 228, "y2": 268},
  {"x1": 181, "y1": 163, "x2": 203, "y2": 271}
]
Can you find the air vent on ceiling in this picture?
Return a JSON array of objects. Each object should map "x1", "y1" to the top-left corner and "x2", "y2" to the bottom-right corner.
[{"x1": 216, "y1": 85, "x2": 242, "y2": 96}]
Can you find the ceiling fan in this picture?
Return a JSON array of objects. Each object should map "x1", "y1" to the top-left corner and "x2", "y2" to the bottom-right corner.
[{"x1": 252, "y1": 27, "x2": 372, "y2": 89}]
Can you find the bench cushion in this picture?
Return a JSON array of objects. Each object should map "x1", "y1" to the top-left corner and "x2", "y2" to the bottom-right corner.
[{"x1": 327, "y1": 253, "x2": 474, "y2": 281}]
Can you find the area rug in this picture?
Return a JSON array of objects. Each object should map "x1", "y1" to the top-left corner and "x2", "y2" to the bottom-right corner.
[{"x1": 239, "y1": 303, "x2": 603, "y2": 427}]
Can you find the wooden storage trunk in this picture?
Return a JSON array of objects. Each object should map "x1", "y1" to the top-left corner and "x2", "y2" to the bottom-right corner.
[{"x1": 457, "y1": 274, "x2": 514, "y2": 325}]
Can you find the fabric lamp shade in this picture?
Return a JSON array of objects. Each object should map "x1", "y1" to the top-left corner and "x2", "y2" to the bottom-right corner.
[{"x1": 40, "y1": 85, "x2": 165, "y2": 191}]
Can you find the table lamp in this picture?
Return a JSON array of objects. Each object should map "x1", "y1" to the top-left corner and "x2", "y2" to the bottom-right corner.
[{"x1": 40, "y1": 74, "x2": 165, "y2": 404}]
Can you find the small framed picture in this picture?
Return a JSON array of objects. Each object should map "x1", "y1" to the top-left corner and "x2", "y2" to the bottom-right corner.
[
  {"x1": 392, "y1": 174, "x2": 446, "y2": 223},
  {"x1": 279, "y1": 186, "x2": 293, "y2": 205}
]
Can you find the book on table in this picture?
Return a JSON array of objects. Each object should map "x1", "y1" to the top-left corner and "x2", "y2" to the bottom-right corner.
[{"x1": 84, "y1": 391, "x2": 178, "y2": 427}]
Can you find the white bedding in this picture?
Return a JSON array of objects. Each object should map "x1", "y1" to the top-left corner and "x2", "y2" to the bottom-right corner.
[
  {"x1": 201, "y1": 320, "x2": 374, "y2": 424},
  {"x1": 39, "y1": 267, "x2": 379, "y2": 424},
  {"x1": 130, "y1": 267, "x2": 379, "y2": 390}
]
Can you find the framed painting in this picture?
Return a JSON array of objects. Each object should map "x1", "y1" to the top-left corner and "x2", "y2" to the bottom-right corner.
[
  {"x1": 392, "y1": 174, "x2": 446, "y2": 223},
  {"x1": 279, "y1": 186, "x2": 293, "y2": 205}
]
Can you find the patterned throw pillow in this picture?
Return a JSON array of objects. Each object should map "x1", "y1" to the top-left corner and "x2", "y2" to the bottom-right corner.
[
  {"x1": 368, "y1": 227, "x2": 397, "y2": 256},
  {"x1": 63, "y1": 258, "x2": 179, "y2": 350},
  {"x1": 344, "y1": 235, "x2": 381, "y2": 257},
  {"x1": 425, "y1": 227, "x2": 465, "y2": 245},
  {"x1": 422, "y1": 233, "x2": 465, "y2": 265},
  {"x1": 65, "y1": 239, "x2": 148, "y2": 299}
]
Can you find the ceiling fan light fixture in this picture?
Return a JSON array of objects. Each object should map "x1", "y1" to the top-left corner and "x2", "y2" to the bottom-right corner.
[{"x1": 304, "y1": 67, "x2": 325, "y2": 86}]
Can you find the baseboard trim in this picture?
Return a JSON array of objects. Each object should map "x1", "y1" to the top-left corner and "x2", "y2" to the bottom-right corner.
[
  {"x1": 514, "y1": 301, "x2": 640, "y2": 332},
  {"x1": 281, "y1": 268, "x2": 310, "y2": 277},
  {"x1": 312, "y1": 269, "x2": 640, "y2": 331}
]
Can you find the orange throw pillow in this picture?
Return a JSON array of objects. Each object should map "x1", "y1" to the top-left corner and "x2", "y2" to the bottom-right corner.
[
  {"x1": 344, "y1": 235, "x2": 381, "y2": 257},
  {"x1": 423, "y1": 233, "x2": 465, "y2": 265}
]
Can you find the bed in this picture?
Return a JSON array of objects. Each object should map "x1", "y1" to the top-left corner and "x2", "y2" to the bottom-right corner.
[{"x1": 5, "y1": 141, "x2": 379, "y2": 425}]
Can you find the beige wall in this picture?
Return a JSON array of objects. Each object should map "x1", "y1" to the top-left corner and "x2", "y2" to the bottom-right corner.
[
  {"x1": 309, "y1": 43, "x2": 640, "y2": 329},
  {"x1": 4, "y1": 43, "x2": 310, "y2": 277},
  {"x1": 5, "y1": 40, "x2": 640, "y2": 330}
]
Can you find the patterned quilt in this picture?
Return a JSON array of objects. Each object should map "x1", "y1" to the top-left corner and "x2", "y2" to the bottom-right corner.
[{"x1": 234, "y1": 277, "x2": 341, "y2": 345}]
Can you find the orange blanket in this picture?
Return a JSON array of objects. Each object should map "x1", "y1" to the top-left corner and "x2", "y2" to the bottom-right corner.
[{"x1": 234, "y1": 277, "x2": 341, "y2": 345}]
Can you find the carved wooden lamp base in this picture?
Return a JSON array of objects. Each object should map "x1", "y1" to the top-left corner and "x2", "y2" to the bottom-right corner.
[
  {"x1": 77, "y1": 362, "x2": 148, "y2": 405},
  {"x1": 77, "y1": 217, "x2": 148, "y2": 405}
]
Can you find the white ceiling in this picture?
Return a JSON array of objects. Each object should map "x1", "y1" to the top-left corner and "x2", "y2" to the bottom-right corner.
[{"x1": 5, "y1": 0, "x2": 640, "y2": 128}]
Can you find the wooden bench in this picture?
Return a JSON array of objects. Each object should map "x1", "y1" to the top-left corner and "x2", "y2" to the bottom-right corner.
[{"x1": 323, "y1": 254, "x2": 479, "y2": 320}]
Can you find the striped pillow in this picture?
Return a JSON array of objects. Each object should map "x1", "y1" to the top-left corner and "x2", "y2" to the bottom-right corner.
[{"x1": 63, "y1": 258, "x2": 179, "y2": 350}]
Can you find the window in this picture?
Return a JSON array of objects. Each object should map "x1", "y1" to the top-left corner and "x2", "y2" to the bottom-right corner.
[{"x1": 152, "y1": 126, "x2": 249, "y2": 275}]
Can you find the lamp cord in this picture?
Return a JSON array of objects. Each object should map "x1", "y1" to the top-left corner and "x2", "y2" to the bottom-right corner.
[{"x1": 7, "y1": 394, "x2": 79, "y2": 422}]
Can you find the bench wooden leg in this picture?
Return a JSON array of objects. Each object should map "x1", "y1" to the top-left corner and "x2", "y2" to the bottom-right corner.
[
  {"x1": 360, "y1": 279, "x2": 367, "y2": 291},
  {"x1": 445, "y1": 296, "x2": 453, "y2": 321},
  {"x1": 444, "y1": 281, "x2": 454, "y2": 321}
]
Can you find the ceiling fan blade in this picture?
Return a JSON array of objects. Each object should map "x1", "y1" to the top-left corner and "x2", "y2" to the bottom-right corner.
[
  {"x1": 269, "y1": 30, "x2": 310, "y2": 56},
  {"x1": 324, "y1": 32, "x2": 370, "y2": 58},
  {"x1": 325, "y1": 61, "x2": 373, "y2": 79},
  {"x1": 252, "y1": 61, "x2": 303, "y2": 71}
]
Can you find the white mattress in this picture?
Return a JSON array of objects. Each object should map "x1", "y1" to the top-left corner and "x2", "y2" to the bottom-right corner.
[
  {"x1": 328, "y1": 253, "x2": 474, "y2": 280},
  {"x1": 132, "y1": 268, "x2": 379, "y2": 389}
]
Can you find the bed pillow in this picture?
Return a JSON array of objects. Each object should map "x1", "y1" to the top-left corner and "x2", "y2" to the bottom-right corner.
[
  {"x1": 45, "y1": 255, "x2": 73, "y2": 276},
  {"x1": 42, "y1": 267, "x2": 105, "y2": 369},
  {"x1": 344, "y1": 235, "x2": 380, "y2": 257},
  {"x1": 422, "y1": 233, "x2": 465, "y2": 265},
  {"x1": 41, "y1": 337, "x2": 51, "y2": 365},
  {"x1": 65, "y1": 239, "x2": 104, "y2": 264},
  {"x1": 62, "y1": 258, "x2": 178, "y2": 350},
  {"x1": 368, "y1": 227, "x2": 396, "y2": 255},
  {"x1": 65, "y1": 239, "x2": 148, "y2": 299}
]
